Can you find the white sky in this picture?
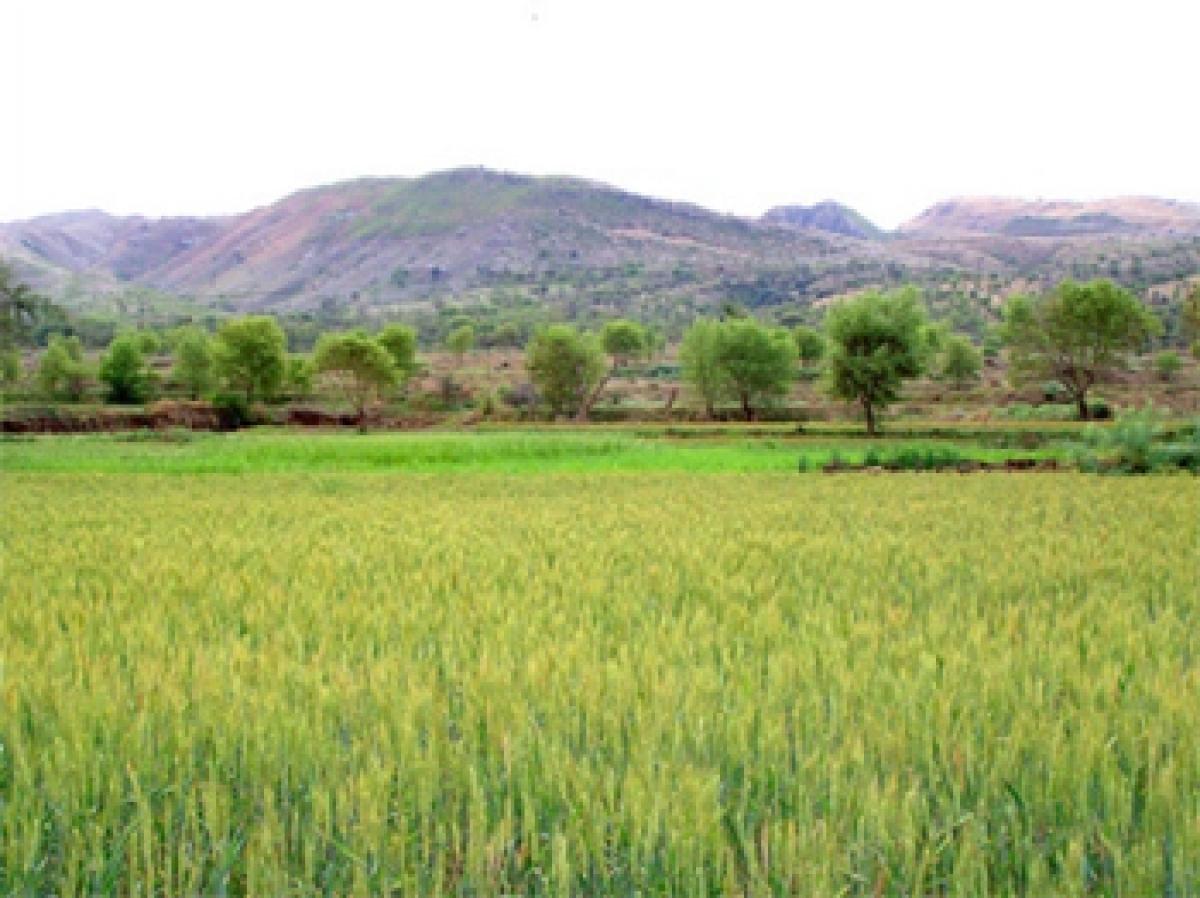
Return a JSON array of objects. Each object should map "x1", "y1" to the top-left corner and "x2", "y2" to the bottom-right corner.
[{"x1": 4, "y1": 0, "x2": 1197, "y2": 229}]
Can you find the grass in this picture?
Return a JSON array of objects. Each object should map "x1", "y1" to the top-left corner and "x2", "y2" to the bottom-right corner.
[
  {"x1": 2, "y1": 473, "x2": 1197, "y2": 894},
  {"x1": 0, "y1": 429, "x2": 1054, "y2": 474}
]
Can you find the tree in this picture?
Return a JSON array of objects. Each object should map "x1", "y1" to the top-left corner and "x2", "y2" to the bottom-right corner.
[
  {"x1": 446, "y1": 324, "x2": 475, "y2": 360},
  {"x1": 312, "y1": 332, "x2": 397, "y2": 426},
  {"x1": 171, "y1": 327, "x2": 216, "y2": 399},
  {"x1": 937, "y1": 335, "x2": 983, "y2": 389},
  {"x1": 37, "y1": 335, "x2": 89, "y2": 401},
  {"x1": 0, "y1": 348, "x2": 21, "y2": 385},
  {"x1": 823, "y1": 288, "x2": 927, "y2": 435},
  {"x1": 214, "y1": 315, "x2": 287, "y2": 402},
  {"x1": 378, "y1": 324, "x2": 419, "y2": 379},
  {"x1": 1154, "y1": 350, "x2": 1182, "y2": 382},
  {"x1": 713, "y1": 319, "x2": 796, "y2": 421},
  {"x1": 134, "y1": 330, "x2": 164, "y2": 356},
  {"x1": 1182, "y1": 285, "x2": 1200, "y2": 357},
  {"x1": 1002, "y1": 279, "x2": 1161, "y2": 420},
  {"x1": 525, "y1": 325, "x2": 605, "y2": 417},
  {"x1": 793, "y1": 325, "x2": 825, "y2": 367},
  {"x1": 576, "y1": 319, "x2": 647, "y2": 421},
  {"x1": 286, "y1": 354, "x2": 314, "y2": 398},
  {"x1": 98, "y1": 333, "x2": 154, "y2": 404},
  {"x1": 493, "y1": 321, "x2": 522, "y2": 349},
  {"x1": 679, "y1": 318, "x2": 726, "y2": 418},
  {"x1": 1, "y1": 263, "x2": 42, "y2": 349}
]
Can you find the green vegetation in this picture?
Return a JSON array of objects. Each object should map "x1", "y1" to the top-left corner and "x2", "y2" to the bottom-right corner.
[
  {"x1": 526, "y1": 325, "x2": 605, "y2": 418},
  {"x1": 3, "y1": 473, "x2": 1197, "y2": 894},
  {"x1": 1003, "y1": 279, "x2": 1162, "y2": 420},
  {"x1": 0, "y1": 429, "x2": 1055, "y2": 475},
  {"x1": 312, "y1": 331, "x2": 398, "y2": 423},
  {"x1": 214, "y1": 315, "x2": 288, "y2": 402},
  {"x1": 823, "y1": 288, "x2": 928, "y2": 435},
  {"x1": 98, "y1": 332, "x2": 154, "y2": 404},
  {"x1": 36, "y1": 334, "x2": 88, "y2": 401},
  {"x1": 170, "y1": 326, "x2": 217, "y2": 398}
]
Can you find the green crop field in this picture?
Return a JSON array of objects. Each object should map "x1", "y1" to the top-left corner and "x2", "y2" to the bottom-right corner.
[{"x1": 2, "y1": 462, "x2": 1197, "y2": 895}]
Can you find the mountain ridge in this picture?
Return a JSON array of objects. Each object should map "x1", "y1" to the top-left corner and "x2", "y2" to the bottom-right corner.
[{"x1": 2, "y1": 168, "x2": 1198, "y2": 322}]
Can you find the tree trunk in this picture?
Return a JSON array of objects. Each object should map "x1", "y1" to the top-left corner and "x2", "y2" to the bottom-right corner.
[
  {"x1": 741, "y1": 391, "x2": 754, "y2": 422},
  {"x1": 575, "y1": 370, "x2": 612, "y2": 422},
  {"x1": 1075, "y1": 393, "x2": 1089, "y2": 421},
  {"x1": 863, "y1": 398, "x2": 877, "y2": 436}
]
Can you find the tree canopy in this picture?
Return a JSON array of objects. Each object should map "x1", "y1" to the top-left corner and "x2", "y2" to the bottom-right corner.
[
  {"x1": 313, "y1": 331, "x2": 397, "y2": 424},
  {"x1": 823, "y1": 288, "x2": 927, "y2": 434},
  {"x1": 1002, "y1": 279, "x2": 1160, "y2": 419},
  {"x1": 712, "y1": 319, "x2": 796, "y2": 421},
  {"x1": 214, "y1": 316, "x2": 288, "y2": 402},
  {"x1": 525, "y1": 325, "x2": 605, "y2": 418},
  {"x1": 98, "y1": 333, "x2": 154, "y2": 404}
]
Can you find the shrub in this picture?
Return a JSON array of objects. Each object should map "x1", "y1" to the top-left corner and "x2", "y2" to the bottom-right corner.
[{"x1": 211, "y1": 391, "x2": 252, "y2": 430}]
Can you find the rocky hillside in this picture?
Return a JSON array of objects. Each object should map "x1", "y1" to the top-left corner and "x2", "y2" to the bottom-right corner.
[
  {"x1": 900, "y1": 197, "x2": 1200, "y2": 238},
  {"x1": 2, "y1": 171, "x2": 1198, "y2": 331},
  {"x1": 1, "y1": 169, "x2": 913, "y2": 314},
  {"x1": 761, "y1": 201, "x2": 883, "y2": 240}
]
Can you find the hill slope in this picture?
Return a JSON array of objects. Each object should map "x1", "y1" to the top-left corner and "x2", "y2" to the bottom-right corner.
[
  {"x1": 900, "y1": 196, "x2": 1200, "y2": 238},
  {"x1": 1, "y1": 168, "x2": 909, "y2": 315},
  {"x1": 761, "y1": 201, "x2": 884, "y2": 239}
]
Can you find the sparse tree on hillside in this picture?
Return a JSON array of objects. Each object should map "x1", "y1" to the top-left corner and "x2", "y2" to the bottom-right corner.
[
  {"x1": 214, "y1": 315, "x2": 288, "y2": 402},
  {"x1": 679, "y1": 318, "x2": 726, "y2": 418},
  {"x1": 446, "y1": 324, "x2": 475, "y2": 361},
  {"x1": 937, "y1": 335, "x2": 983, "y2": 389},
  {"x1": 526, "y1": 325, "x2": 605, "y2": 418},
  {"x1": 713, "y1": 318, "x2": 796, "y2": 421},
  {"x1": 793, "y1": 325, "x2": 825, "y2": 367},
  {"x1": 313, "y1": 331, "x2": 397, "y2": 427},
  {"x1": 1154, "y1": 350, "x2": 1182, "y2": 382},
  {"x1": 823, "y1": 288, "x2": 927, "y2": 435},
  {"x1": 493, "y1": 321, "x2": 522, "y2": 349},
  {"x1": 1002, "y1": 279, "x2": 1161, "y2": 420},
  {"x1": 0, "y1": 263, "x2": 41, "y2": 350}
]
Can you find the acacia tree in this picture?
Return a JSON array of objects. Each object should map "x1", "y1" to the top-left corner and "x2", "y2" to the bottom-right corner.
[
  {"x1": 937, "y1": 335, "x2": 983, "y2": 389},
  {"x1": 679, "y1": 318, "x2": 726, "y2": 418},
  {"x1": 576, "y1": 319, "x2": 647, "y2": 421},
  {"x1": 1002, "y1": 279, "x2": 1160, "y2": 420},
  {"x1": 526, "y1": 325, "x2": 605, "y2": 418},
  {"x1": 823, "y1": 288, "x2": 927, "y2": 435},
  {"x1": 713, "y1": 319, "x2": 796, "y2": 421},
  {"x1": 313, "y1": 331, "x2": 397, "y2": 427},
  {"x1": 214, "y1": 315, "x2": 288, "y2": 402}
]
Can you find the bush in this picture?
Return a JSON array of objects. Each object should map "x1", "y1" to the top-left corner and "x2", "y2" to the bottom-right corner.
[
  {"x1": 1072, "y1": 408, "x2": 1178, "y2": 474},
  {"x1": 1154, "y1": 351, "x2": 1182, "y2": 382},
  {"x1": 211, "y1": 392, "x2": 252, "y2": 430}
]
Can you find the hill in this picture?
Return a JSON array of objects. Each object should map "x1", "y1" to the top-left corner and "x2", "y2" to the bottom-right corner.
[
  {"x1": 899, "y1": 196, "x2": 1200, "y2": 238},
  {"x1": 0, "y1": 168, "x2": 913, "y2": 322},
  {"x1": 2, "y1": 171, "x2": 1199, "y2": 339},
  {"x1": 761, "y1": 201, "x2": 884, "y2": 239}
]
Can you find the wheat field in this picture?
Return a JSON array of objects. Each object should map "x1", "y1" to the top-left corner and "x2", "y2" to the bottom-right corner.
[{"x1": 2, "y1": 473, "x2": 1197, "y2": 894}]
